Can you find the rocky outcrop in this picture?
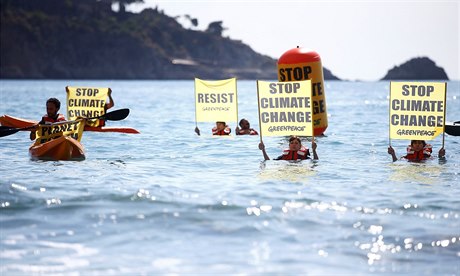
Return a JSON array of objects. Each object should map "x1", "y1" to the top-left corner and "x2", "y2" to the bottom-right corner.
[{"x1": 381, "y1": 57, "x2": 449, "y2": 80}]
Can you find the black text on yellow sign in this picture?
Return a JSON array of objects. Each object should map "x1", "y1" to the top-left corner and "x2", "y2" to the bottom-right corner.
[
  {"x1": 278, "y1": 65, "x2": 325, "y2": 116},
  {"x1": 279, "y1": 66, "x2": 312, "y2": 81},
  {"x1": 194, "y1": 78, "x2": 238, "y2": 123},
  {"x1": 38, "y1": 122, "x2": 81, "y2": 144},
  {"x1": 259, "y1": 82, "x2": 312, "y2": 123},
  {"x1": 67, "y1": 88, "x2": 107, "y2": 118},
  {"x1": 389, "y1": 81, "x2": 446, "y2": 140},
  {"x1": 196, "y1": 92, "x2": 235, "y2": 112},
  {"x1": 196, "y1": 92, "x2": 235, "y2": 103},
  {"x1": 390, "y1": 84, "x2": 444, "y2": 128}
]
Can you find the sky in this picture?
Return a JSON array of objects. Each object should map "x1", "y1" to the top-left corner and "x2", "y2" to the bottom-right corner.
[{"x1": 127, "y1": 0, "x2": 459, "y2": 81}]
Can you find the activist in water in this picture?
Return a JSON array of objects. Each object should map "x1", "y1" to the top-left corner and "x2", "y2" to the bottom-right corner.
[
  {"x1": 212, "y1": 121, "x2": 231, "y2": 135},
  {"x1": 235, "y1": 118, "x2": 258, "y2": 135},
  {"x1": 194, "y1": 121, "x2": 232, "y2": 136},
  {"x1": 258, "y1": 136, "x2": 318, "y2": 161},
  {"x1": 30, "y1": 98, "x2": 66, "y2": 140},
  {"x1": 387, "y1": 140, "x2": 445, "y2": 162}
]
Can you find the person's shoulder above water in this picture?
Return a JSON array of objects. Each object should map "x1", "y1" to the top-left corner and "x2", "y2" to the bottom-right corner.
[
  {"x1": 388, "y1": 139, "x2": 445, "y2": 162},
  {"x1": 212, "y1": 121, "x2": 231, "y2": 136},
  {"x1": 235, "y1": 118, "x2": 258, "y2": 135},
  {"x1": 259, "y1": 136, "x2": 318, "y2": 161},
  {"x1": 274, "y1": 145, "x2": 309, "y2": 160},
  {"x1": 194, "y1": 121, "x2": 231, "y2": 136},
  {"x1": 30, "y1": 97, "x2": 66, "y2": 140}
]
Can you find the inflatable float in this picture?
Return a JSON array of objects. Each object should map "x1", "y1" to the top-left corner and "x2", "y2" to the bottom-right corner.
[{"x1": 277, "y1": 46, "x2": 328, "y2": 136}]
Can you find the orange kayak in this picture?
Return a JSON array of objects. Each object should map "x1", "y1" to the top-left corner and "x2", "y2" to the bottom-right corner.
[
  {"x1": 0, "y1": 114, "x2": 140, "y2": 134},
  {"x1": 29, "y1": 136, "x2": 85, "y2": 161}
]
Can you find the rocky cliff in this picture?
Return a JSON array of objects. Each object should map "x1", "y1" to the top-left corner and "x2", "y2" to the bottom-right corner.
[{"x1": 0, "y1": 0, "x2": 340, "y2": 80}]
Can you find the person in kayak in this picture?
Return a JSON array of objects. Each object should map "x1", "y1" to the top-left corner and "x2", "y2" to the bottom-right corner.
[
  {"x1": 387, "y1": 140, "x2": 445, "y2": 162},
  {"x1": 259, "y1": 136, "x2": 318, "y2": 161},
  {"x1": 235, "y1": 118, "x2": 258, "y2": 135},
  {"x1": 194, "y1": 121, "x2": 231, "y2": 136},
  {"x1": 30, "y1": 98, "x2": 66, "y2": 140}
]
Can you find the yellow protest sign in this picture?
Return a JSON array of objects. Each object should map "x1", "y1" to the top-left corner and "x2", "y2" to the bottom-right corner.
[
  {"x1": 66, "y1": 86, "x2": 109, "y2": 127},
  {"x1": 389, "y1": 82, "x2": 446, "y2": 140},
  {"x1": 35, "y1": 120, "x2": 85, "y2": 145},
  {"x1": 257, "y1": 80, "x2": 314, "y2": 137},
  {"x1": 278, "y1": 60, "x2": 328, "y2": 136},
  {"x1": 194, "y1": 78, "x2": 238, "y2": 123}
]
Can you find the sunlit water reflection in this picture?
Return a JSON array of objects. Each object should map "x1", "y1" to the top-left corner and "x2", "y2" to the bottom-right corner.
[{"x1": 1, "y1": 80, "x2": 459, "y2": 274}]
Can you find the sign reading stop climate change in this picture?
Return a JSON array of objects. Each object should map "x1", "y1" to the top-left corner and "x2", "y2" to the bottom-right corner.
[
  {"x1": 257, "y1": 80, "x2": 313, "y2": 137},
  {"x1": 389, "y1": 81, "x2": 446, "y2": 140}
]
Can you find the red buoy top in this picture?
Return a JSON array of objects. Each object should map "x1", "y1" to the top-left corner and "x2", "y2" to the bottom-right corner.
[{"x1": 278, "y1": 47, "x2": 321, "y2": 64}]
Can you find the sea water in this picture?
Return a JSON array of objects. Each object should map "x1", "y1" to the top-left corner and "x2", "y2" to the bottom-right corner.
[{"x1": 0, "y1": 80, "x2": 459, "y2": 275}]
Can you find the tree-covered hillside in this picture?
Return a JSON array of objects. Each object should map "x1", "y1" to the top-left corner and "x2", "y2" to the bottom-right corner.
[{"x1": 0, "y1": 0, "x2": 340, "y2": 80}]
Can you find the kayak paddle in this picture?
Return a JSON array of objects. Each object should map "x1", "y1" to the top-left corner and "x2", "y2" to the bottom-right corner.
[
  {"x1": 92, "y1": 108, "x2": 130, "y2": 121},
  {"x1": 0, "y1": 108, "x2": 130, "y2": 138},
  {"x1": 0, "y1": 125, "x2": 36, "y2": 137}
]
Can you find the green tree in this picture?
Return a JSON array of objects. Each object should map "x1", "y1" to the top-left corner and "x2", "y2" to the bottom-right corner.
[
  {"x1": 206, "y1": 21, "x2": 226, "y2": 36},
  {"x1": 184, "y1": 14, "x2": 198, "y2": 28}
]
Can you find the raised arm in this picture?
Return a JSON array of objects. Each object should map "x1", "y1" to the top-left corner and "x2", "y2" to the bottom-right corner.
[
  {"x1": 259, "y1": 142, "x2": 270, "y2": 160},
  {"x1": 388, "y1": 146, "x2": 398, "y2": 162},
  {"x1": 438, "y1": 147, "x2": 445, "y2": 159},
  {"x1": 311, "y1": 139, "x2": 319, "y2": 160},
  {"x1": 30, "y1": 128, "x2": 37, "y2": 141},
  {"x1": 106, "y1": 88, "x2": 114, "y2": 110}
]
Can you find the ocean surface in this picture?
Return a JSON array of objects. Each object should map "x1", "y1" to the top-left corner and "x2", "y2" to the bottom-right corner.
[{"x1": 0, "y1": 80, "x2": 459, "y2": 275}]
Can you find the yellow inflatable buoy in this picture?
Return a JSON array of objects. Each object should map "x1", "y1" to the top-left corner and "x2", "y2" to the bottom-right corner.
[{"x1": 277, "y1": 47, "x2": 328, "y2": 136}]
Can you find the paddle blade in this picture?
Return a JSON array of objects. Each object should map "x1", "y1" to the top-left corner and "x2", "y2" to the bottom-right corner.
[
  {"x1": 0, "y1": 127, "x2": 21, "y2": 137},
  {"x1": 103, "y1": 108, "x2": 130, "y2": 121},
  {"x1": 0, "y1": 126, "x2": 15, "y2": 131}
]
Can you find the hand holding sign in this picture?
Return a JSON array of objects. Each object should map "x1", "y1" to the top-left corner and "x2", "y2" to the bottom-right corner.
[
  {"x1": 388, "y1": 82, "x2": 447, "y2": 162},
  {"x1": 257, "y1": 80, "x2": 314, "y2": 138},
  {"x1": 67, "y1": 86, "x2": 111, "y2": 127},
  {"x1": 194, "y1": 78, "x2": 238, "y2": 136}
]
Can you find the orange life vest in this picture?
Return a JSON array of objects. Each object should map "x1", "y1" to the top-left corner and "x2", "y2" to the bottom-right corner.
[
  {"x1": 277, "y1": 146, "x2": 310, "y2": 160},
  {"x1": 404, "y1": 144, "x2": 432, "y2": 161},
  {"x1": 212, "y1": 126, "x2": 231, "y2": 135},
  {"x1": 40, "y1": 114, "x2": 66, "y2": 124}
]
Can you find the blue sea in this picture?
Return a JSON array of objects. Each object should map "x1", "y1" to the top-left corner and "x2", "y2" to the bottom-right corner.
[{"x1": 1, "y1": 80, "x2": 459, "y2": 275}]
